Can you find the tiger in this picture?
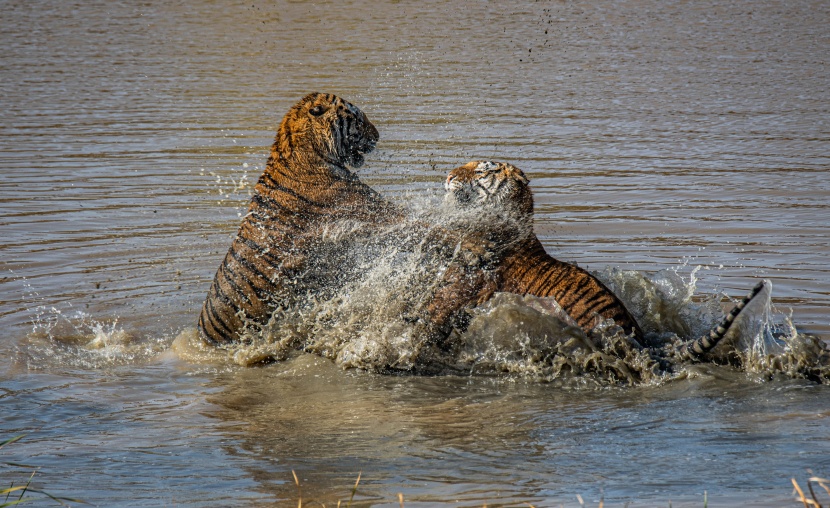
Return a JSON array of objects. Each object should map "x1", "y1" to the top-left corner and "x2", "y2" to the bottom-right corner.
[
  {"x1": 425, "y1": 160, "x2": 769, "y2": 359},
  {"x1": 198, "y1": 92, "x2": 402, "y2": 346}
]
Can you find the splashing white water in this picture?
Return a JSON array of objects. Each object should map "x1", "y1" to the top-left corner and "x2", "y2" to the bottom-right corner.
[
  {"x1": 17, "y1": 193, "x2": 828, "y2": 384},
  {"x1": 20, "y1": 305, "x2": 168, "y2": 369},
  {"x1": 173, "y1": 194, "x2": 829, "y2": 385}
]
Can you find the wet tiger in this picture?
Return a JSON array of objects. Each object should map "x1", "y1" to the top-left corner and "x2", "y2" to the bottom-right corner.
[
  {"x1": 428, "y1": 161, "x2": 769, "y2": 358},
  {"x1": 198, "y1": 92, "x2": 400, "y2": 346}
]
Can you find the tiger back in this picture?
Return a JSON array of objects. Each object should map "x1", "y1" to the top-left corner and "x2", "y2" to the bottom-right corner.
[
  {"x1": 433, "y1": 161, "x2": 645, "y2": 345},
  {"x1": 437, "y1": 161, "x2": 771, "y2": 362},
  {"x1": 198, "y1": 92, "x2": 401, "y2": 346}
]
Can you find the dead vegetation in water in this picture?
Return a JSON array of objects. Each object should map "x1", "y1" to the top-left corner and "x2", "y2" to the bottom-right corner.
[
  {"x1": 792, "y1": 474, "x2": 830, "y2": 508},
  {"x1": 0, "y1": 435, "x2": 86, "y2": 507},
  {"x1": 287, "y1": 470, "x2": 830, "y2": 508}
]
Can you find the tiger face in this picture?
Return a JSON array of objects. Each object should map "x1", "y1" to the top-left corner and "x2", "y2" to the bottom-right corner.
[
  {"x1": 445, "y1": 161, "x2": 533, "y2": 217},
  {"x1": 276, "y1": 92, "x2": 379, "y2": 168}
]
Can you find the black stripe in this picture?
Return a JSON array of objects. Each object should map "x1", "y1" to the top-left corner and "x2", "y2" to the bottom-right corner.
[
  {"x1": 237, "y1": 235, "x2": 284, "y2": 267},
  {"x1": 474, "y1": 179, "x2": 490, "y2": 196},
  {"x1": 533, "y1": 265, "x2": 563, "y2": 295},
  {"x1": 279, "y1": 128, "x2": 293, "y2": 158},
  {"x1": 248, "y1": 214, "x2": 304, "y2": 233},
  {"x1": 227, "y1": 245, "x2": 272, "y2": 285},
  {"x1": 251, "y1": 190, "x2": 314, "y2": 218},
  {"x1": 217, "y1": 261, "x2": 255, "y2": 306},
  {"x1": 198, "y1": 313, "x2": 215, "y2": 340},
  {"x1": 203, "y1": 309, "x2": 234, "y2": 342},
  {"x1": 681, "y1": 280, "x2": 768, "y2": 359},
  {"x1": 208, "y1": 279, "x2": 243, "y2": 315},
  {"x1": 340, "y1": 115, "x2": 350, "y2": 146},
  {"x1": 562, "y1": 278, "x2": 595, "y2": 321},
  {"x1": 204, "y1": 296, "x2": 237, "y2": 339},
  {"x1": 583, "y1": 297, "x2": 619, "y2": 321},
  {"x1": 221, "y1": 254, "x2": 275, "y2": 305},
  {"x1": 258, "y1": 170, "x2": 281, "y2": 189},
  {"x1": 491, "y1": 175, "x2": 506, "y2": 196},
  {"x1": 266, "y1": 162, "x2": 295, "y2": 182},
  {"x1": 546, "y1": 268, "x2": 572, "y2": 295},
  {"x1": 506, "y1": 256, "x2": 540, "y2": 286},
  {"x1": 562, "y1": 276, "x2": 593, "y2": 303}
]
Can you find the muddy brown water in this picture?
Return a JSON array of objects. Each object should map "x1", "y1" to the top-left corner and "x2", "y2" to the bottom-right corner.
[{"x1": 1, "y1": 1, "x2": 829, "y2": 506}]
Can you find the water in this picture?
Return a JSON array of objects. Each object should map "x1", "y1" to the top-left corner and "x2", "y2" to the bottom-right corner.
[{"x1": 2, "y1": 0, "x2": 829, "y2": 506}]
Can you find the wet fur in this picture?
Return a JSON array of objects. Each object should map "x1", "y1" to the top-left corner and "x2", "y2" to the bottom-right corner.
[
  {"x1": 427, "y1": 161, "x2": 768, "y2": 360},
  {"x1": 426, "y1": 161, "x2": 643, "y2": 346},
  {"x1": 198, "y1": 93, "x2": 400, "y2": 345}
]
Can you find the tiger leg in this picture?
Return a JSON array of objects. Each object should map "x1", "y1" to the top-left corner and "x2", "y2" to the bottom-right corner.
[{"x1": 197, "y1": 239, "x2": 280, "y2": 345}]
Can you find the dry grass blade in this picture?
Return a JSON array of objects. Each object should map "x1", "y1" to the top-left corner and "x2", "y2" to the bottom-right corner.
[
  {"x1": 0, "y1": 435, "x2": 37, "y2": 470},
  {"x1": 793, "y1": 478, "x2": 821, "y2": 508},
  {"x1": 292, "y1": 470, "x2": 302, "y2": 508},
  {"x1": 0, "y1": 436, "x2": 25, "y2": 451},
  {"x1": 0, "y1": 435, "x2": 88, "y2": 507},
  {"x1": 1, "y1": 486, "x2": 27, "y2": 499},
  {"x1": 0, "y1": 499, "x2": 30, "y2": 508},
  {"x1": 811, "y1": 477, "x2": 830, "y2": 498},
  {"x1": 1, "y1": 463, "x2": 39, "y2": 470},
  {"x1": 1, "y1": 486, "x2": 87, "y2": 508},
  {"x1": 346, "y1": 472, "x2": 361, "y2": 508},
  {"x1": 13, "y1": 488, "x2": 88, "y2": 507},
  {"x1": 18, "y1": 471, "x2": 35, "y2": 503},
  {"x1": 807, "y1": 481, "x2": 824, "y2": 508}
]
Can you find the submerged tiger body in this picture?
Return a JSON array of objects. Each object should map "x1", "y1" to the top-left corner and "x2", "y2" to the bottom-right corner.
[
  {"x1": 198, "y1": 92, "x2": 400, "y2": 345},
  {"x1": 427, "y1": 161, "x2": 768, "y2": 359}
]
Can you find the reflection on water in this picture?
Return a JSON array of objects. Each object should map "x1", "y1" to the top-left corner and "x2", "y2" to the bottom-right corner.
[
  {"x1": 204, "y1": 355, "x2": 829, "y2": 506},
  {"x1": 2, "y1": 0, "x2": 829, "y2": 506}
]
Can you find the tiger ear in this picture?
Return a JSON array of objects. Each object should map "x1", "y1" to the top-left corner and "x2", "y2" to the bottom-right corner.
[{"x1": 507, "y1": 165, "x2": 529, "y2": 185}]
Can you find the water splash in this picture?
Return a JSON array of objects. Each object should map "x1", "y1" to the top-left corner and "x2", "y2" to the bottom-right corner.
[
  {"x1": 15, "y1": 195, "x2": 826, "y2": 384},
  {"x1": 189, "y1": 195, "x2": 829, "y2": 385},
  {"x1": 20, "y1": 305, "x2": 168, "y2": 370}
]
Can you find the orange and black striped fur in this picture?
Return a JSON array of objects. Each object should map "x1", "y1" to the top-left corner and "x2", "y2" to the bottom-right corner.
[
  {"x1": 431, "y1": 161, "x2": 769, "y2": 358},
  {"x1": 429, "y1": 161, "x2": 643, "y2": 345},
  {"x1": 198, "y1": 93, "x2": 400, "y2": 345}
]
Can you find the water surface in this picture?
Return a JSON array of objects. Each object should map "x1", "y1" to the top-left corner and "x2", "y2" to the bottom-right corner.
[{"x1": 2, "y1": 1, "x2": 829, "y2": 506}]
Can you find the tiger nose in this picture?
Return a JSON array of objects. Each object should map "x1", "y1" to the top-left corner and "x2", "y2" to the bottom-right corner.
[{"x1": 444, "y1": 173, "x2": 455, "y2": 190}]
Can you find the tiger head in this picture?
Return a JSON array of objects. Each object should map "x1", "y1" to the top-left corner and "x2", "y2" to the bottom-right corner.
[
  {"x1": 444, "y1": 161, "x2": 534, "y2": 217},
  {"x1": 275, "y1": 92, "x2": 379, "y2": 168}
]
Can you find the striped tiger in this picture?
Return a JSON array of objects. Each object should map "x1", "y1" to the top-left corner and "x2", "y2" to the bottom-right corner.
[
  {"x1": 431, "y1": 161, "x2": 769, "y2": 358},
  {"x1": 198, "y1": 92, "x2": 400, "y2": 346}
]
